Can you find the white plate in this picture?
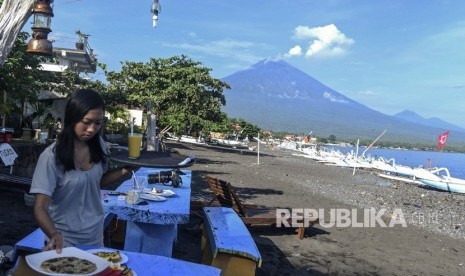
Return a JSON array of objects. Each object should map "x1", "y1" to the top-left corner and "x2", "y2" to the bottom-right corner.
[
  {"x1": 25, "y1": 247, "x2": 110, "y2": 276},
  {"x1": 140, "y1": 193, "x2": 167, "y2": 201},
  {"x1": 142, "y1": 188, "x2": 176, "y2": 197},
  {"x1": 86, "y1": 248, "x2": 128, "y2": 264}
]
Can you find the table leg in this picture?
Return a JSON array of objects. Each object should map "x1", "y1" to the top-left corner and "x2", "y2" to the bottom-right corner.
[{"x1": 124, "y1": 221, "x2": 177, "y2": 257}]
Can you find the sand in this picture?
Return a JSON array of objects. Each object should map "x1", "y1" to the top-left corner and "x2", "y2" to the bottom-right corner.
[{"x1": 2, "y1": 140, "x2": 465, "y2": 275}]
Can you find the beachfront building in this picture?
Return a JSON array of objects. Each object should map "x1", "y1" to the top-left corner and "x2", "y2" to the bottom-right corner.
[{"x1": 35, "y1": 36, "x2": 97, "y2": 123}]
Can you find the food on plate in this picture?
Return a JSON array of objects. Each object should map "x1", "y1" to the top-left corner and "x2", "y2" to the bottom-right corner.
[
  {"x1": 110, "y1": 264, "x2": 134, "y2": 276},
  {"x1": 150, "y1": 188, "x2": 163, "y2": 194},
  {"x1": 93, "y1": 251, "x2": 123, "y2": 263},
  {"x1": 40, "y1": 256, "x2": 97, "y2": 274}
]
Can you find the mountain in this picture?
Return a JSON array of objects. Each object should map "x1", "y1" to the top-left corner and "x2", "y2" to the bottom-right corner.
[
  {"x1": 221, "y1": 59, "x2": 465, "y2": 146},
  {"x1": 394, "y1": 110, "x2": 465, "y2": 133}
]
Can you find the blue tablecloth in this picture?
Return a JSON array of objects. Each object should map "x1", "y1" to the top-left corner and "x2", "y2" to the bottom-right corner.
[
  {"x1": 102, "y1": 167, "x2": 192, "y2": 256},
  {"x1": 14, "y1": 243, "x2": 221, "y2": 276},
  {"x1": 75, "y1": 245, "x2": 220, "y2": 276}
]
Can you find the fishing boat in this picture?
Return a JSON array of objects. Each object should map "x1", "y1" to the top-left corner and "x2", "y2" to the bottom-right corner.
[
  {"x1": 420, "y1": 178, "x2": 465, "y2": 193},
  {"x1": 376, "y1": 159, "x2": 450, "y2": 185},
  {"x1": 210, "y1": 137, "x2": 249, "y2": 149},
  {"x1": 370, "y1": 157, "x2": 397, "y2": 173},
  {"x1": 419, "y1": 168, "x2": 465, "y2": 193}
]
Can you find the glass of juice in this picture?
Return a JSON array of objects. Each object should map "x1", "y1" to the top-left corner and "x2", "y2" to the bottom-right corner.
[{"x1": 128, "y1": 133, "x2": 143, "y2": 159}]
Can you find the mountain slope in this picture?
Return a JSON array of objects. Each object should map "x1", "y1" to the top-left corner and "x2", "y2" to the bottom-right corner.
[
  {"x1": 394, "y1": 110, "x2": 465, "y2": 133},
  {"x1": 221, "y1": 59, "x2": 465, "y2": 146}
]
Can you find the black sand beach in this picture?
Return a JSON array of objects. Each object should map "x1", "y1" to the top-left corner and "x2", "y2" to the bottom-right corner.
[{"x1": 2, "y1": 140, "x2": 465, "y2": 275}]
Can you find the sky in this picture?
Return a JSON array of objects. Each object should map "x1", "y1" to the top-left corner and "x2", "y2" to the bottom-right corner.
[{"x1": 27, "y1": 0, "x2": 465, "y2": 128}]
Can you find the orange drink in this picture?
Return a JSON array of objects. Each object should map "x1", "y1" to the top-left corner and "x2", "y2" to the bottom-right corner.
[{"x1": 128, "y1": 133, "x2": 142, "y2": 159}]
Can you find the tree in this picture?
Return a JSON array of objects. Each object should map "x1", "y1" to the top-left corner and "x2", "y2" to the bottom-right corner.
[
  {"x1": 103, "y1": 55, "x2": 230, "y2": 135},
  {"x1": 0, "y1": 0, "x2": 35, "y2": 66},
  {"x1": 0, "y1": 31, "x2": 47, "y2": 129},
  {"x1": 328, "y1": 134, "x2": 337, "y2": 144},
  {"x1": 228, "y1": 118, "x2": 260, "y2": 140}
]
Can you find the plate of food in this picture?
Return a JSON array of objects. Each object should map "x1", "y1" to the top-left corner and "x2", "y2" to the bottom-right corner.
[
  {"x1": 142, "y1": 188, "x2": 176, "y2": 197},
  {"x1": 87, "y1": 248, "x2": 128, "y2": 264},
  {"x1": 139, "y1": 193, "x2": 167, "y2": 201},
  {"x1": 25, "y1": 247, "x2": 110, "y2": 276},
  {"x1": 108, "y1": 264, "x2": 137, "y2": 276}
]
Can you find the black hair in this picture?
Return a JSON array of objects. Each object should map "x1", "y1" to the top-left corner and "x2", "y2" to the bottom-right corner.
[{"x1": 55, "y1": 89, "x2": 106, "y2": 171}]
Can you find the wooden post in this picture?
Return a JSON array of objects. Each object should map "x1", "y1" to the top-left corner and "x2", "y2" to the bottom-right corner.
[
  {"x1": 146, "y1": 103, "x2": 157, "y2": 152},
  {"x1": 257, "y1": 132, "x2": 260, "y2": 165}
]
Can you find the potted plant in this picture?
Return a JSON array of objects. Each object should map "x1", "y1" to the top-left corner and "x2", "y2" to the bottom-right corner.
[{"x1": 75, "y1": 30, "x2": 89, "y2": 50}]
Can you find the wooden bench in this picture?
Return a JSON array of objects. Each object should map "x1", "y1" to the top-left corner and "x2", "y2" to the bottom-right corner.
[
  {"x1": 201, "y1": 207, "x2": 262, "y2": 276},
  {"x1": 0, "y1": 173, "x2": 31, "y2": 192},
  {"x1": 205, "y1": 175, "x2": 319, "y2": 239}
]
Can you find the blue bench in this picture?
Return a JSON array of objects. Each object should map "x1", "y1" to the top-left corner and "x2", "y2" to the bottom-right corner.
[
  {"x1": 0, "y1": 173, "x2": 31, "y2": 192},
  {"x1": 201, "y1": 207, "x2": 262, "y2": 276},
  {"x1": 13, "y1": 212, "x2": 116, "y2": 261}
]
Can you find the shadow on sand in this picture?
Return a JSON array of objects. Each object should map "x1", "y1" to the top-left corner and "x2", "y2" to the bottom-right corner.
[{"x1": 173, "y1": 213, "x2": 329, "y2": 276}]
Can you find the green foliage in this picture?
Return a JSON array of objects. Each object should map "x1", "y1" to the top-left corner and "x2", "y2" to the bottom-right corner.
[
  {"x1": 29, "y1": 101, "x2": 51, "y2": 129},
  {"x1": 0, "y1": 32, "x2": 46, "y2": 116},
  {"x1": 328, "y1": 134, "x2": 336, "y2": 143},
  {"x1": 103, "y1": 107, "x2": 143, "y2": 135},
  {"x1": 0, "y1": 31, "x2": 103, "y2": 127},
  {"x1": 203, "y1": 112, "x2": 230, "y2": 134},
  {"x1": 202, "y1": 115, "x2": 261, "y2": 140},
  {"x1": 0, "y1": 37, "x2": 260, "y2": 141},
  {"x1": 228, "y1": 118, "x2": 260, "y2": 139},
  {"x1": 102, "y1": 55, "x2": 230, "y2": 136}
]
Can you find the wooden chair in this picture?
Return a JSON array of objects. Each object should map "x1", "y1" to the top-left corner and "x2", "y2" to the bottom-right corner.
[{"x1": 204, "y1": 175, "x2": 318, "y2": 239}]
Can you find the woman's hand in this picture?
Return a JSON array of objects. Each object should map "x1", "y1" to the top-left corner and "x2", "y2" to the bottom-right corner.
[
  {"x1": 122, "y1": 165, "x2": 140, "y2": 175},
  {"x1": 44, "y1": 231, "x2": 64, "y2": 253},
  {"x1": 34, "y1": 194, "x2": 64, "y2": 253},
  {"x1": 101, "y1": 165, "x2": 140, "y2": 187}
]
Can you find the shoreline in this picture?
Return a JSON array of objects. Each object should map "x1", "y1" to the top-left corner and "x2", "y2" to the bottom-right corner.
[
  {"x1": 180, "y1": 141, "x2": 465, "y2": 240},
  {"x1": 173, "y1": 141, "x2": 465, "y2": 275}
]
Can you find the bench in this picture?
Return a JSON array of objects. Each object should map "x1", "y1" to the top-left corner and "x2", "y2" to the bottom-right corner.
[
  {"x1": 201, "y1": 207, "x2": 262, "y2": 276},
  {"x1": 205, "y1": 175, "x2": 319, "y2": 239},
  {"x1": 0, "y1": 173, "x2": 31, "y2": 192},
  {"x1": 13, "y1": 212, "x2": 116, "y2": 261}
]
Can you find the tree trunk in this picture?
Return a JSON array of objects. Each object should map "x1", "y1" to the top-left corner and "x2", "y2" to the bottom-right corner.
[{"x1": 0, "y1": 0, "x2": 34, "y2": 66}]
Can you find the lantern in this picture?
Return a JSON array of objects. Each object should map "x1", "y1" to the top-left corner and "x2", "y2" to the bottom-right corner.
[{"x1": 27, "y1": 0, "x2": 54, "y2": 56}]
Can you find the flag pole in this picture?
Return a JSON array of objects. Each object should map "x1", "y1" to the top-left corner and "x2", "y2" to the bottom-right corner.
[
  {"x1": 435, "y1": 130, "x2": 449, "y2": 168},
  {"x1": 257, "y1": 132, "x2": 260, "y2": 165},
  {"x1": 352, "y1": 139, "x2": 359, "y2": 176}
]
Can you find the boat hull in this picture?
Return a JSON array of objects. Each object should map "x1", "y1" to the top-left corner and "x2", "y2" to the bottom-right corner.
[{"x1": 420, "y1": 179, "x2": 465, "y2": 194}]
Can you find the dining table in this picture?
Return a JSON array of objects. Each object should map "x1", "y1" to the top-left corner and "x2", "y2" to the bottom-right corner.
[
  {"x1": 102, "y1": 167, "x2": 192, "y2": 257},
  {"x1": 13, "y1": 245, "x2": 221, "y2": 276}
]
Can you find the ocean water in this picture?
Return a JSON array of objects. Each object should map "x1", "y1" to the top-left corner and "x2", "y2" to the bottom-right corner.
[{"x1": 330, "y1": 146, "x2": 465, "y2": 179}]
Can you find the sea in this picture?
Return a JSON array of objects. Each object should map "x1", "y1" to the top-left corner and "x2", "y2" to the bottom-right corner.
[{"x1": 329, "y1": 145, "x2": 465, "y2": 179}]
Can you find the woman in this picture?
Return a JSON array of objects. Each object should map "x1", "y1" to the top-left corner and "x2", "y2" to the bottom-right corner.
[{"x1": 30, "y1": 89, "x2": 132, "y2": 253}]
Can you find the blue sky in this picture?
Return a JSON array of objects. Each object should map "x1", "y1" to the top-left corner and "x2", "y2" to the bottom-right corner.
[{"x1": 33, "y1": 0, "x2": 465, "y2": 127}]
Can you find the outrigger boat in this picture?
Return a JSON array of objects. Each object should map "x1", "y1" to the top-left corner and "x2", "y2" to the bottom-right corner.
[{"x1": 418, "y1": 168, "x2": 465, "y2": 193}]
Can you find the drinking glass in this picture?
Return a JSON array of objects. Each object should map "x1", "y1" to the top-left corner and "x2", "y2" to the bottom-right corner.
[
  {"x1": 128, "y1": 133, "x2": 143, "y2": 159},
  {"x1": 133, "y1": 176, "x2": 146, "y2": 192}
]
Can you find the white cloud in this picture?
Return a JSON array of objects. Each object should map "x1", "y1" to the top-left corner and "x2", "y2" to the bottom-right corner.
[
  {"x1": 287, "y1": 45, "x2": 303, "y2": 57},
  {"x1": 288, "y1": 24, "x2": 354, "y2": 58},
  {"x1": 359, "y1": 90, "x2": 377, "y2": 96},
  {"x1": 323, "y1": 91, "x2": 348, "y2": 103},
  {"x1": 163, "y1": 38, "x2": 265, "y2": 63}
]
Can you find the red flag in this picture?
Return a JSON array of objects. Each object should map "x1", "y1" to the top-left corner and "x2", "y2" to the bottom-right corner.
[{"x1": 437, "y1": 131, "x2": 449, "y2": 150}]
